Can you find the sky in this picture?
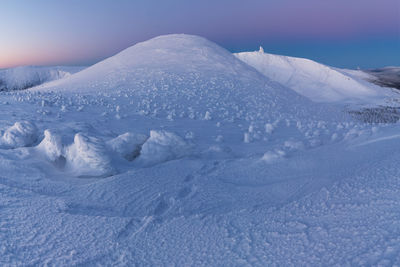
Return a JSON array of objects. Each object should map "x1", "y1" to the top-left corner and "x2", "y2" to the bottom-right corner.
[{"x1": 0, "y1": 0, "x2": 399, "y2": 69}]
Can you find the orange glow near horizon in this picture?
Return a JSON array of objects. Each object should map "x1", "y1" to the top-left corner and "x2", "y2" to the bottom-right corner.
[
  {"x1": 0, "y1": 53, "x2": 44, "y2": 69},
  {"x1": 0, "y1": 46, "x2": 101, "y2": 69},
  {"x1": 0, "y1": 43, "x2": 62, "y2": 68}
]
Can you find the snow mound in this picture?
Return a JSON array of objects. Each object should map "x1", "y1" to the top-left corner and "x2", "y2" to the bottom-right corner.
[
  {"x1": 0, "y1": 66, "x2": 84, "y2": 91},
  {"x1": 34, "y1": 34, "x2": 322, "y2": 122},
  {"x1": 107, "y1": 132, "x2": 148, "y2": 161},
  {"x1": 33, "y1": 130, "x2": 189, "y2": 176},
  {"x1": 65, "y1": 133, "x2": 115, "y2": 177},
  {"x1": 261, "y1": 149, "x2": 286, "y2": 163},
  {"x1": 235, "y1": 49, "x2": 380, "y2": 103},
  {"x1": 139, "y1": 130, "x2": 192, "y2": 165},
  {"x1": 1, "y1": 121, "x2": 38, "y2": 148},
  {"x1": 36, "y1": 130, "x2": 65, "y2": 166}
]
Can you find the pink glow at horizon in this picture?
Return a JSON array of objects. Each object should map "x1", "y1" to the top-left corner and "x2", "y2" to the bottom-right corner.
[{"x1": 1, "y1": 0, "x2": 399, "y2": 69}]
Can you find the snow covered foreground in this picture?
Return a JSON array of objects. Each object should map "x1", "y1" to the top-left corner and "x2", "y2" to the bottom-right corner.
[{"x1": 1, "y1": 34, "x2": 400, "y2": 265}]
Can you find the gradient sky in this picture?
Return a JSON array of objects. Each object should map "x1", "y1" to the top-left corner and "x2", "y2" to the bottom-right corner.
[{"x1": 1, "y1": 0, "x2": 399, "y2": 69}]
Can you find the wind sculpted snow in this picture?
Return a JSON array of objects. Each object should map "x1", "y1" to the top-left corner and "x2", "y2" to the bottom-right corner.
[{"x1": 1, "y1": 34, "x2": 400, "y2": 265}]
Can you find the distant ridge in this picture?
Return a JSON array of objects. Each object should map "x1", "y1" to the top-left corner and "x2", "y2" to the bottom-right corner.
[{"x1": 235, "y1": 49, "x2": 385, "y2": 103}]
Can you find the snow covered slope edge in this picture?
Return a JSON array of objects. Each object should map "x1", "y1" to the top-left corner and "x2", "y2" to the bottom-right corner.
[{"x1": 235, "y1": 48, "x2": 387, "y2": 103}]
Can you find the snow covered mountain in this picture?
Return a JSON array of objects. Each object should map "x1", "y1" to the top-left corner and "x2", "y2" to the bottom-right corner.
[
  {"x1": 235, "y1": 48, "x2": 392, "y2": 103},
  {"x1": 2, "y1": 34, "x2": 400, "y2": 265},
  {"x1": 35, "y1": 34, "x2": 329, "y2": 122},
  {"x1": 0, "y1": 66, "x2": 85, "y2": 91}
]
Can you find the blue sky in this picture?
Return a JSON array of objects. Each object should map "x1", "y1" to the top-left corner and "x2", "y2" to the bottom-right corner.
[{"x1": 0, "y1": 0, "x2": 399, "y2": 69}]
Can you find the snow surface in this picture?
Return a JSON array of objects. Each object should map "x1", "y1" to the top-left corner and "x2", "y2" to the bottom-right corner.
[
  {"x1": 235, "y1": 48, "x2": 395, "y2": 103},
  {"x1": 1, "y1": 34, "x2": 400, "y2": 265},
  {"x1": 0, "y1": 66, "x2": 85, "y2": 91}
]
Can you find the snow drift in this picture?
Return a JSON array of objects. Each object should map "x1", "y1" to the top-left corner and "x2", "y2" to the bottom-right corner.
[
  {"x1": 33, "y1": 129, "x2": 191, "y2": 177},
  {"x1": 36, "y1": 130, "x2": 115, "y2": 177},
  {"x1": 138, "y1": 130, "x2": 192, "y2": 165},
  {"x1": 0, "y1": 66, "x2": 85, "y2": 91},
  {"x1": 106, "y1": 132, "x2": 148, "y2": 161},
  {"x1": 64, "y1": 133, "x2": 115, "y2": 177},
  {"x1": 35, "y1": 130, "x2": 69, "y2": 170},
  {"x1": 235, "y1": 48, "x2": 384, "y2": 103}
]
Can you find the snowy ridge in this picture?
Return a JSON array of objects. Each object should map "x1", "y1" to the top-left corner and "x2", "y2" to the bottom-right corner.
[
  {"x1": 0, "y1": 66, "x2": 85, "y2": 91},
  {"x1": 235, "y1": 48, "x2": 390, "y2": 103}
]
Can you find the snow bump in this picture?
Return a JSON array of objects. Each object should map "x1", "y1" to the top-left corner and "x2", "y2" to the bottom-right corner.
[
  {"x1": 65, "y1": 133, "x2": 115, "y2": 178},
  {"x1": 138, "y1": 130, "x2": 192, "y2": 165},
  {"x1": 1, "y1": 121, "x2": 38, "y2": 148},
  {"x1": 107, "y1": 132, "x2": 148, "y2": 161}
]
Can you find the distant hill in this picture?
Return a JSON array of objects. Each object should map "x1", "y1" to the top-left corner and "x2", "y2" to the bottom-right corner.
[
  {"x1": 365, "y1": 67, "x2": 400, "y2": 90},
  {"x1": 235, "y1": 48, "x2": 391, "y2": 103},
  {"x1": 0, "y1": 66, "x2": 85, "y2": 91}
]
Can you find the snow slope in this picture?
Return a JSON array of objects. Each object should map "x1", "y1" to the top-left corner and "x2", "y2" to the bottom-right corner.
[
  {"x1": 1, "y1": 34, "x2": 400, "y2": 265},
  {"x1": 235, "y1": 48, "x2": 393, "y2": 103},
  {"x1": 0, "y1": 66, "x2": 85, "y2": 91},
  {"x1": 34, "y1": 34, "x2": 336, "y2": 123}
]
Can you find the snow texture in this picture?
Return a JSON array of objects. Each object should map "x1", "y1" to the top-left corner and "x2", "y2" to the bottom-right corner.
[{"x1": 0, "y1": 34, "x2": 400, "y2": 266}]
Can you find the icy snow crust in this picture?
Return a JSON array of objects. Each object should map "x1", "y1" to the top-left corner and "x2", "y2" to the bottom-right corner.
[
  {"x1": 1, "y1": 34, "x2": 400, "y2": 265},
  {"x1": 0, "y1": 66, "x2": 85, "y2": 91},
  {"x1": 235, "y1": 49, "x2": 395, "y2": 103}
]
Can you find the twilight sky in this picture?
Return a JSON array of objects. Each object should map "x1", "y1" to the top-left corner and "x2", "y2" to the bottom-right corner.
[{"x1": 1, "y1": 0, "x2": 399, "y2": 69}]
